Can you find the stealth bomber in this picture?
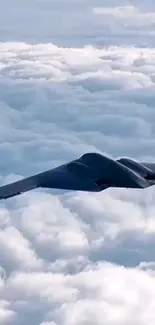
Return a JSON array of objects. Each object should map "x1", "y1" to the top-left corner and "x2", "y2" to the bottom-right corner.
[{"x1": 0, "y1": 152, "x2": 155, "y2": 200}]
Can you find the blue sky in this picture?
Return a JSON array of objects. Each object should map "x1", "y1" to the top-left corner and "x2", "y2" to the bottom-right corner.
[{"x1": 0, "y1": 1, "x2": 155, "y2": 324}]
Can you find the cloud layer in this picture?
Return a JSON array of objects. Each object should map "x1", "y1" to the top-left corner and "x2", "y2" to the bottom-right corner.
[{"x1": 0, "y1": 1, "x2": 155, "y2": 324}]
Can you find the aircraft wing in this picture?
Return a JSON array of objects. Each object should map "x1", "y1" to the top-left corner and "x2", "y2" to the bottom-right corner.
[
  {"x1": 0, "y1": 159, "x2": 102, "y2": 200},
  {"x1": 0, "y1": 174, "x2": 40, "y2": 200}
]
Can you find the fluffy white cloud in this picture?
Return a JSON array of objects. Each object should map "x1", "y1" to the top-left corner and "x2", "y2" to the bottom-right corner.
[
  {"x1": 1, "y1": 263, "x2": 155, "y2": 325},
  {"x1": 0, "y1": 0, "x2": 155, "y2": 324}
]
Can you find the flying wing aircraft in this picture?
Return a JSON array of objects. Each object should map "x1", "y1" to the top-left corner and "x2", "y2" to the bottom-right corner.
[{"x1": 0, "y1": 152, "x2": 155, "y2": 200}]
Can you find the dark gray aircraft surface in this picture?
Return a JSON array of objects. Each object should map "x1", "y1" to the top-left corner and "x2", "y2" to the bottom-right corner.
[{"x1": 0, "y1": 152, "x2": 155, "y2": 200}]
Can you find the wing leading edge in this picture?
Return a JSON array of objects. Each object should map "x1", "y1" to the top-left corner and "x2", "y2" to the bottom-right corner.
[
  {"x1": 0, "y1": 174, "x2": 40, "y2": 200},
  {"x1": 0, "y1": 160, "x2": 100, "y2": 200}
]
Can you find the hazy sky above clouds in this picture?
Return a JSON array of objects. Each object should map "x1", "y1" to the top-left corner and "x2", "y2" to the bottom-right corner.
[{"x1": 0, "y1": 1, "x2": 155, "y2": 324}]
